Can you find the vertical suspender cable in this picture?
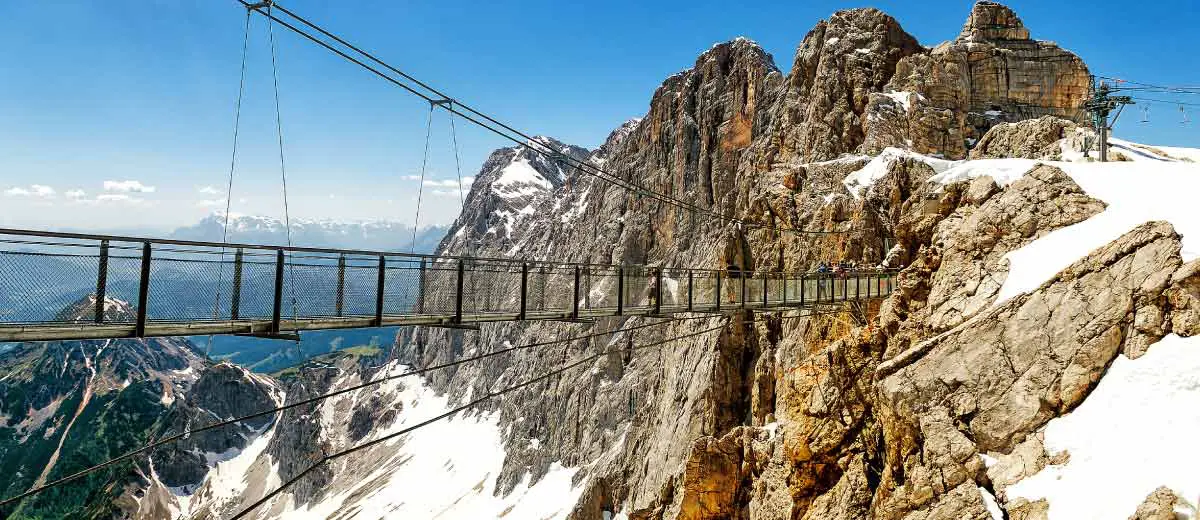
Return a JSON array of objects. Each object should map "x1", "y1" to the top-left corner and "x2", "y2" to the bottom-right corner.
[
  {"x1": 404, "y1": 103, "x2": 434, "y2": 316},
  {"x1": 410, "y1": 103, "x2": 435, "y2": 254},
  {"x1": 204, "y1": 10, "x2": 252, "y2": 358},
  {"x1": 267, "y1": 2, "x2": 304, "y2": 356},
  {"x1": 448, "y1": 103, "x2": 481, "y2": 342}
]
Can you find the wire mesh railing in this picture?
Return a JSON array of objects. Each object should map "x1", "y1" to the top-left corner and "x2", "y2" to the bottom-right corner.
[{"x1": 0, "y1": 228, "x2": 898, "y2": 340}]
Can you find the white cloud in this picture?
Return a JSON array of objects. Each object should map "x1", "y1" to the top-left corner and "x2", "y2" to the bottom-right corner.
[
  {"x1": 65, "y1": 189, "x2": 86, "y2": 200},
  {"x1": 5, "y1": 185, "x2": 56, "y2": 198},
  {"x1": 197, "y1": 198, "x2": 227, "y2": 208},
  {"x1": 198, "y1": 185, "x2": 221, "y2": 195},
  {"x1": 97, "y1": 193, "x2": 133, "y2": 202},
  {"x1": 430, "y1": 189, "x2": 462, "y2": 197},
  {"x1": 401, "y1": 174, "x2": 423, "y2": 181},
  {"x1": 103, "y1": 180, "x2": 156, "y2": 193},
  {"x1": 423, "y1": 178, "x2": 474, "y2": 189}
]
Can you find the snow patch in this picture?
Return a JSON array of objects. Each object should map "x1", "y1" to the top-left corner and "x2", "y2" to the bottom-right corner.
[
  {"x1": 928, "y1": 158, "x2": 1039, "y2": 188},
  {"x1": 843, "y1": 147, "x2": 955, "y2": 199},
  {"x1": 492, "y1": 157, "x2": 552, "y2": 199},
  {"x1": 881, "y1": 90, "x2": 924, "y2": 112},
  {"x1": 979, "y1": 487, "x2": 1004, "y2": 520},
  {"x1": 994, "y1": 160, "x2": 1200, "y2": 302},
  {"x1": 241, "y1": 365, "x2": 586, "y2": 519},
  {"x1": 1007, "y1": 334, "x2": 1200, "y2": 519}
]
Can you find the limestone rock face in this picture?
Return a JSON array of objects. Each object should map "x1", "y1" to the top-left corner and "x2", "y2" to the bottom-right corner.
[
  {"x1": 958, "y1": 0, "x2": 1030, "y2": 41},
  {"x1": 875, "y1": 221, "x2": 1185, "y2": 515},
  {"x1": 922, "y1": 165, "x2": 1105, "y2": 332},
  {"x1": 969, "y1": 116, "x2": 1077, "y2": 159},
  {"x1": 864, "y1": 1, "x2": 1091, "y2": 158},
  {"x1": 770, "y1": 8, "x2": 922, "y2": 163}
]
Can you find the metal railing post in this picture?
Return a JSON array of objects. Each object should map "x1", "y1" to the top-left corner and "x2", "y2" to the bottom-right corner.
[
  {"x1": 616, "y1": 266, "x2": 624, "y2": 315},
  {"x1": 687, "y1": 270, "x2": 694, "y2": 311},
  {"x1": 740, "y1": 270, "x2": 747, "y2": 309},
  {"x1": 519, "y1": 262, "x2": 528, "y2": 320},
  {"x1": 573, "y1": 266, "x2": 581, "y2": 319},
  {"x1": 715, "y1": 271, "x2": 722, "y2": 312},
  {"x1": 135, "y1": 242, "x2": 152, "y2": 337},
  {"x1": 231, "y1": 248, "x2": 244, "y2": 320},
  {"x1": 843, "y1": 275, "x2": 848, "y2": 302},
  {"x1": 94, "y1": 240, "x2": 109, "y2": 324},
  {"x1": 417, "y1": 258, "x2": 427, "y2": 314},
  {"x1": 454, "y1": 259, "x2": 465, "y2": 323},
  {"x1": 855, "y1": 273, "x2": 860, "y2": 300},
  {"x1": 335, "y1": 254, "x2": 347, "y2": 317},
  {"x1": 799, "y1": 273, "x2": 805, "y2": 306},
  {"x1": 375, "y1": 255, "x2": 386, "y2": 326},
  {"x1": 762, "y1": 273, "x2": 768, "y2": 308},
  {"x1": 782, "y1": 273, "x2": 788, "y2": 307},
  {"x1": 654, "y1": 268, "x2": 663, "y2": 315},
  {"x1": 271, "y1": 249, "x2": 285, "y2": 335}
]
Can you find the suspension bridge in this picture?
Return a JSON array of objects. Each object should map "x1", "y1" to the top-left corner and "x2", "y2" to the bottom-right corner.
[{"x1": 0, "y1": 227, "x2": 895, "y2": 343}]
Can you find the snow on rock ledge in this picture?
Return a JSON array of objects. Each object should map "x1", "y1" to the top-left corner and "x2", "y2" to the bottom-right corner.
[{"x1": 1006, "y1": 334, "x2": 1200, "y2": 519}]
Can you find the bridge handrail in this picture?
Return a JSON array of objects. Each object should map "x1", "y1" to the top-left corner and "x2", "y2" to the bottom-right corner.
[
  {"x1": 0, "y1": 226, "x2": 899, "y2": 341},
  {"x1": 0, "y1": 227, "x2": 900, "y2": 276}
]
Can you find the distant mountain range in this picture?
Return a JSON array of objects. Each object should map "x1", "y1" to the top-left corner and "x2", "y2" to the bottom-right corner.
[{"x1": 169, "y1": 214, "x2": 448, "y2": 253}]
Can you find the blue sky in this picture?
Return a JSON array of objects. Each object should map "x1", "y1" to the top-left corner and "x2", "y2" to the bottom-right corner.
[{"x1": 1, "y1": 0, "x2": 1197, "y2": 232}]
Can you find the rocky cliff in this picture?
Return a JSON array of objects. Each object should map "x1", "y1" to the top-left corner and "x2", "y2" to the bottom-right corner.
[{"x1": 382, "y1": 3, "x2": 1133, "y2": 519}]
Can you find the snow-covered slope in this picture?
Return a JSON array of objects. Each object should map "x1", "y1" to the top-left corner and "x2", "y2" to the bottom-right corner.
[
  {"x1": 176, "y1": 361, "x2": 587, "y2": 519},
  {"x1": 922, "y1": 142, "x2": 1200, "y2": 302},
  {"x1": 1007, "y1": 333, "x2": 1200, "y2": 519},
  {"x1": 844, "y1": 138, "x2": 1200, "y2": 304}
]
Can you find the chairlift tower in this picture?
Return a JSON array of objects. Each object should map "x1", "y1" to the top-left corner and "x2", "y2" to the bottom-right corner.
[{"x1": 1084, "y1": 77, "x2": 1134, "y2": 162}]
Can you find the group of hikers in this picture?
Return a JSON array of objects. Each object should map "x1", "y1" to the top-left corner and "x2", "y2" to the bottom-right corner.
[{"x1": 813, "y1": 259, "x2": 885, "y2": 276}]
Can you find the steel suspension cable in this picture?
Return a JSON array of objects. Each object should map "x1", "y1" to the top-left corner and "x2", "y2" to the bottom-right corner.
[
  {"x1": 0, "y1": 314, "x2": 724, "y2": 508},
  {"x1": 266, "y1": 2, "x2": 304, "y2": 356},
  {"x1": 230, "y1": 320, "x2": 731, "y2": 519},
  {"x1": 234, "y1": 1, "x2": 841, "y2": 237},
  {"x1": 204, "y1": 9, "x2": 253, "y2": 358}
]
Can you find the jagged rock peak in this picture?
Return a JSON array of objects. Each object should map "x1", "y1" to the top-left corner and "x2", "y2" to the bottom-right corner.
[
  {"x1": 592, "y1": 118, "x2": 642, "y2": 164},
  {"x1": 54, "y1": 294, "x2": 136, "y2": 323},
  {"x1": 673, "y1": 36, "x2": 779, "y2": 85},
  {"x1": 704, "y1": 36, "x2": 775, "y2": 67},
  {"x1": 957, "y1": 1, "x2": 1031, "y2": 42}
]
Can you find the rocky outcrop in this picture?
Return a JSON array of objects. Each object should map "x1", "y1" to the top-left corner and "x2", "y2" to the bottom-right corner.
[
  {"x1": 969, "y1": 116, "x2": 1077, "y2": 159},
  {"x1": 768, "y1": 8, "x2": 922, "y2": 163},
  {"x1": 920, "y1": 165, "x2": 1105, "y2": 332},
  {"x1": 864, "y1": 2, "x2": 1090, "y2": 158},
  {"x1": 152, "y1": 363, "x2": 279, "y2": 491},
  {"x1": 874, "y1": 221, "x2": 1190, "y2": 517},
  {"x1": 1128, "y1": 486, "x2": 1191, "y2": 520}
]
